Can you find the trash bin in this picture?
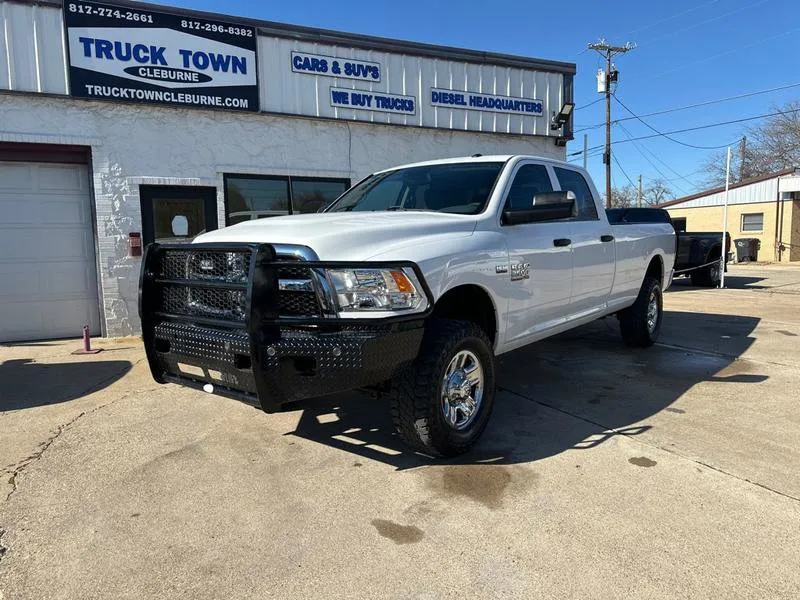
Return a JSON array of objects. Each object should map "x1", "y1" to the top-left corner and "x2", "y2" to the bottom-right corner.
[{"x1": 735, "y1": 238, "x2": 760, "y2": 262}]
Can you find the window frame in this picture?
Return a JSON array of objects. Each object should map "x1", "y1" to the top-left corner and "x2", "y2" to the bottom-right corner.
[
  {"x1": 223, "y1": 173, "x2": 351, "y2": 225},
  {"x1": 740, "y1": 212, "x2": 764, "y2": 233},
  {"x1": 500, "y1": 162, "x2": 556, "y2": 214},
  {"x1": 498, "y1": 160, "x2": 560, "y2": 227},
  {"x1": 552, "y1": 166, "x2": 600, "y2": 222}
]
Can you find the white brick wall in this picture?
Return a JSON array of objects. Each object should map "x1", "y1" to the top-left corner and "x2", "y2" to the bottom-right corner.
[{"x1": 0, "y1": 93, "x2": 565, "y2": 336}]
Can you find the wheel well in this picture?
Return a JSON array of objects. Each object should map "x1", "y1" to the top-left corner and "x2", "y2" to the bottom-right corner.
[
  {"x1": 646, "y1": 255, "x2": 664, "y2": 286},
  {"x1": 433, "y1": 285, "x2": 497, "y2": 345},
  {"x1": 706, "y1": 243, "x2": 722, "y2": 261}
]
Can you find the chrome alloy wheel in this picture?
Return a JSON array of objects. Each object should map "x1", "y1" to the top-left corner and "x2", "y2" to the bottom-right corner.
[
  {"x1": 441, "y1": 350, "x2": 484, "y2": 431},
  {"x1": 646, "y1": 291, "x2": 660, "y2": 334}
]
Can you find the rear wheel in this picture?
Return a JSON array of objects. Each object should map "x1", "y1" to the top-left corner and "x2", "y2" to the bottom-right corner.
[
  {"x1": 618, "y1": 276, "x2": 663, "y2": 347},
  {"x1": 390, "y1": 319, "x2": 496, "y2": 457},
  {"x1": 691, "y1": 257, "x2": 721, "y2": 287}
]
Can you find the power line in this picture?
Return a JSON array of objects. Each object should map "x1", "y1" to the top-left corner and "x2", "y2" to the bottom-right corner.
[
  {"x1": 618, "y1": 0, "x2": 723, "y2": 38},
  {"x1": 640, "y1": 0, "x2": 772, "y2": 46},
  {"x1": 574, "y1": 81, "x2": 800, "y2": 132},
  {"x1": 645, "y1": 26, "x2": 800, "y2": 81},
  {"x1": 613, "y1": 95, "x2": 744, "y2": 150},
  {"x1": 616, "y1": 123, "x2": 691, "y2": 194},
  {"x1": 611, "y1": 154, "x2": 636, "y2": 189},
  {"x1": 574, "y1": 97, "x2": 603, "y2": 111},
  {"x1": 568, "y1": 106, "x2": 800, "y2": 156}
]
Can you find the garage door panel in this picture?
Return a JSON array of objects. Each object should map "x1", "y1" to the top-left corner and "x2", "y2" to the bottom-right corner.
[
  {"x1": 0, "y1": 299, "x2": 95, "y2": 341},
  {"x1": 1, "y1": 199, "x2": 86, "y2": 224},
  {"x1": 0, "y1": 267, "x2": 40, "y2": 299},
  {"x1": 0, "y1": 164, "x2": 35, "y2": 189},
  {"x1": 39, "y1": 164, "x2": 86, "y2": 191},
  {"x1": 0, "y1": 229, "x2": 94, "y2": 260},
  {"x1": 0, "y1": 261, "x2": 95, "y2": 300},
  {"x1": 0, "y1": 159, "x2": 100, "y2": 342},
  {"x1": 47, "y1": 262, "x2": 97, "y2": 298}
]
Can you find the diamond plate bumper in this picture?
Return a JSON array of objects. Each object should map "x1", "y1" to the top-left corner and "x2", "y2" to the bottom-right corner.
[{"x1": 139, "y1": 242, "x2": 431, "y2": 412}]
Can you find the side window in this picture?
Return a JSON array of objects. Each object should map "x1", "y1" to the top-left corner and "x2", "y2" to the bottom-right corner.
[
  {"x1": 553, "y1": 167, "x2": 599, "y2": 220},
  {"x1": 504, "y1": 164, "x2": 553, "y2": 211}
]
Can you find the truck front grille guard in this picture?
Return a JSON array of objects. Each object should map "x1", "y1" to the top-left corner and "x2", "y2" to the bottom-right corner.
[{"x1": 138, "y1": 242, "x2": 433, "y2": 409}]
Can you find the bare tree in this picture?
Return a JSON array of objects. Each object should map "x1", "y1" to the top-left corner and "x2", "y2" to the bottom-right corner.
[
  {"x1": 645, "y1": 179, "x2": 673, "y2": 205},
  {"x1": 608, "y1": 185, "x2": 637, "y2": 208},
  {"x1": 702, "y1": 100, "x2": 800, "y2": 187}
]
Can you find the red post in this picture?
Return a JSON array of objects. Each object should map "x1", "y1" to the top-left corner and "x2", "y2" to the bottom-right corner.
[{"x1": 72, "y1": 322, "x2": 102, "y2": 355}]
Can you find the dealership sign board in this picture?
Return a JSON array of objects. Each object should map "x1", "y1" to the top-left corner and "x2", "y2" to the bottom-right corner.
[{"x1": 64, "y1": 1, "x2": 258, "y2": 111}]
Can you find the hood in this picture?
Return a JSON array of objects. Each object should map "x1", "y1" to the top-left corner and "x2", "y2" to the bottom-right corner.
[{"x1": 194, "y1": 211, "x2": 477, "y2": 260}]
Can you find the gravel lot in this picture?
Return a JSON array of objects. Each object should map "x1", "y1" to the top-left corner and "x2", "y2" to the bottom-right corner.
[{"x1": 2, "y1": 264, "x2": 799, "y2": 600}]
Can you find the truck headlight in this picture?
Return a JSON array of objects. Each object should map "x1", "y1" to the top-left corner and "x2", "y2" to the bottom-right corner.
[{"x1": 327, "y1": 268, "x2": 428, "y2": 313}]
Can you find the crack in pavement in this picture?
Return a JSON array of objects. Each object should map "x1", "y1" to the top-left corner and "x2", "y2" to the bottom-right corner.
[
  {"x1": 499, "y1": 385, "x2": 800, "y2": 504},
  {"x1": 5, "y1": 408, "x2": 90, "y2": 502},
  {"x1": 3, "y1": 370, "x2": 156, "y2": 503}
]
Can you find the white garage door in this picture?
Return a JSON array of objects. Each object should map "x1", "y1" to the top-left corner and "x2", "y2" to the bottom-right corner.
[{"x1": 0, "y1": 161, "x2": 101, "y2": 342}]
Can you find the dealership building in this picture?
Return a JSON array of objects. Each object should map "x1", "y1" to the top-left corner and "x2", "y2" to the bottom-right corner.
[{"x1": 0, "y1": 0, "x2": 575, "y2": 342}]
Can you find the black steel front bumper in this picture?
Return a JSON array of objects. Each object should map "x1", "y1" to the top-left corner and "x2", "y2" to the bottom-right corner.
[{"x1": 138, "y1": 242, "x2": 431, "y2": 412}]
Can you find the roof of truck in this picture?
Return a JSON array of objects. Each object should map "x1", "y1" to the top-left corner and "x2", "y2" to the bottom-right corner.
[{"x1": 375, "y1": 155, "x2": 572, "y2": 173}]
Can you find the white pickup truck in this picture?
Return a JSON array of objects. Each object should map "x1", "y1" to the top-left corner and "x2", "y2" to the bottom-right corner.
[{"x1": 139, "y1": 155, "x2": 676, "y2": 456}]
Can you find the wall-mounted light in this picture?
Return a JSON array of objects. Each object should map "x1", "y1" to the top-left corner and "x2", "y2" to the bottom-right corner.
[
  {"x1": 551, "y1": 102, "x2": 575, "y2": 130},
  {"x1": 554, "y1": 136, "x2": 568, "y2": 147}
]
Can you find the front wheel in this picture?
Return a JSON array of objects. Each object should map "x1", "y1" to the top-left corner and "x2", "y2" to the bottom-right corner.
[
  {"x1": 618, "y1": 276, "x2": 663, "y2": 347},
  {"x1": 390, "y1": 319, "x2": 496, "y2": 457}
]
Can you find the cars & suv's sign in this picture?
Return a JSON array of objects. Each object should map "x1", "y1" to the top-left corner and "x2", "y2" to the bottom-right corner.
[{"x1": 64, "y1": 1, "x2": 258, "y2": 111}]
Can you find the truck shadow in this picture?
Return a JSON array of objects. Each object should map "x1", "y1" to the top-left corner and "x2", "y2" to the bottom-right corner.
[
  {"x1": 0, "y1": 358, "x2": 132, "y2": 411},
  {"x1": 287, "y1": 310, "x2": 763, "y2": 470},
  {"x1": 668, "y1": 275, "x2": 767, "y2": 291}
]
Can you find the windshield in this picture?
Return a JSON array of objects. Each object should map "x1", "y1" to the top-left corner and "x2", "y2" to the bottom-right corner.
[{"x1": 325, "y1": 162, "x2": 504, "y2": 214}]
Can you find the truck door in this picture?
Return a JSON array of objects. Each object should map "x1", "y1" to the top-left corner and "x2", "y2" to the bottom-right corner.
[
  {"x1": 501, "y1": 162, "x2": 574, "y2": 345},
  {"x1": 553, "y1": 167, "x2": 615, "y2": 317}
]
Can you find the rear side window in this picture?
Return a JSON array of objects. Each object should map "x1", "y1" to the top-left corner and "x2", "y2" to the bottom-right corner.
[
  {"x1": 505, "y1": 164, "x2": 553, "y2": 211},
  {"x1": 554, "y1": 167, "x2": 598, "y2": 220}
]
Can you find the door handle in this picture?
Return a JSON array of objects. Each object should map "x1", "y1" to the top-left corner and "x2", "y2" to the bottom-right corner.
[
  {"x1": 600, "y1": 234, "x2": 615, "y2": 242},
  {"x1": 553, "y1": 238, "x2": 572, "y2": 247}
]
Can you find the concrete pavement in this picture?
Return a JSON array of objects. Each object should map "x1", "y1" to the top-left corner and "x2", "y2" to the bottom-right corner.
[{"x1": 1, "y1": 264, "x2": 799, "y2": 599}]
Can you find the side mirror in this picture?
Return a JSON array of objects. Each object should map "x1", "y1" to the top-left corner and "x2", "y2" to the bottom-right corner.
[{"x1": 502, "y1": 191, "x2": 577, "y2": 225}]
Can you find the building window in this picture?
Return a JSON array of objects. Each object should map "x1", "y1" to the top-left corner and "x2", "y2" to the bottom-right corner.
[
  {"x1": 741, "y1": 212, "x2": 764, "y2": 232},
  {"x1": 224, "y1": 175, "x2": 350, "y2": 225}
]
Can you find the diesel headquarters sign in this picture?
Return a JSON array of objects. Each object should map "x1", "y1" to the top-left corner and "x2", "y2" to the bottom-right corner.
[{"x1": 64, "y1": 1, "x2": 259, "y2": 111}]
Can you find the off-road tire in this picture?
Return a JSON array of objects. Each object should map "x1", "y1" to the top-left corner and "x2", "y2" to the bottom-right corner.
[
  {"x1": 618, "y1": 276, "x2": 663, "y2": 347},
  {"x1": 390, "y1": 318, "x2": 496, "y2": 457}
]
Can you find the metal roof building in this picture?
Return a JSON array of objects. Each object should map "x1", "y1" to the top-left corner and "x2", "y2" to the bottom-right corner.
[
  {"x1": 0, "y1": 0, "x2": 575, "y2": 341},
  {"x1": 662, "y1": 169, "x2": 800, "y2": 263}
]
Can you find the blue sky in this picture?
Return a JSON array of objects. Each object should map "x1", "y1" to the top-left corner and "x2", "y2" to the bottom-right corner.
[{"x1": 159, "y1": 0, "x2": 799, "y2": 199}]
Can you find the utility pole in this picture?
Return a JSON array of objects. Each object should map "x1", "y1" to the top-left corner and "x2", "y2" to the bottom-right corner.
[
  {"x1": 637, "y1": 175, "x2": 643, "y2": 208},
  {"x1": 588, "y1": 39, "x2": 635, "y2": 208},
  {"x1": 739, "y1": 136, "x2": 747, "y2": 181}
]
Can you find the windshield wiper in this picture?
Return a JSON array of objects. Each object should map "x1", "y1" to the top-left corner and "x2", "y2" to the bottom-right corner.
[{"x1": 385, "y1": 206, "x2": 429, "y2": 212}]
